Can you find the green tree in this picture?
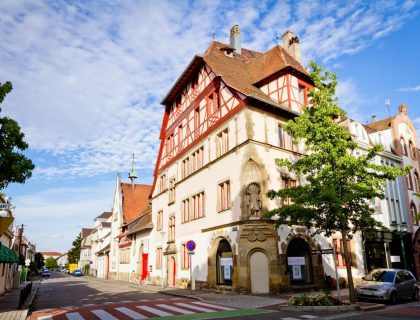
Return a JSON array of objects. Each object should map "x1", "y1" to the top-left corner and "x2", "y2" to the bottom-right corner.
[
  {"x1": 45, "y1": 257, "x2": 59, "y2": 269},
  {"x1": 34, "y1": 252, "x2": 45, "y2": 270},
  {"x1": 67, "y1": 233, "x2": 82, "y2": 264},
  {"x1": 0, "y1": 81, "x2": 35, "y2": 190},
  {"x1": 265, "y1": 62, "x2": 408, "y2": 303}
]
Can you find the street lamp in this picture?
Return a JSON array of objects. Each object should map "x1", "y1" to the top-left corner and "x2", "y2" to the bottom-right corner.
[
  {"x1": 390, "y1": 221, "x2": 408, "y2": 269},
  {"x1": 160, "y1": 231, "x2": 166, "y2": 288}
]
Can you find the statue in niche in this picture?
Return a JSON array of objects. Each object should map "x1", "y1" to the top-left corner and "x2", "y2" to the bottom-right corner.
[{"x1": 246, "y1": 182, "x2": 262, "y2": 217}]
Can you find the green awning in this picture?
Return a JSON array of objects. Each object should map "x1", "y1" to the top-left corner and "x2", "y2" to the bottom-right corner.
[{"x1": 0, "y1": 244, "x2": 19, "y2": 263}]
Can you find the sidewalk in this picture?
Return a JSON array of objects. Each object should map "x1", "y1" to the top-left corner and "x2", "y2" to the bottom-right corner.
[{"x1": 0, "y1": 279, "x2": 40, "y2": 320}]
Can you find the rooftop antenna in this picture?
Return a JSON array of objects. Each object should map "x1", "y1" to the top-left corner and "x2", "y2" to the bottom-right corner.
[
  {"x1": 385, "y1": 98, "x2": 392, "y2": 118},
  {"x1": 128, "y1": 153, "x2": 137, "y2": 188},
  {"x1": 212, "y1": 30, "x2": 216, "y2": 40}
]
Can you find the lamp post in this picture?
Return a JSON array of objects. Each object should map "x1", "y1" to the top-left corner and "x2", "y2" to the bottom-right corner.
[
  {"x1": 160, "y1": 231, "x2": 166, "y2": 288},
  {"x1": 390, "y1": 221, "x2": 408, "y2": 269}
]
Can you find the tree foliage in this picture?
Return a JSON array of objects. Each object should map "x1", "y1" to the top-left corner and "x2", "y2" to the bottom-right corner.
[
  {"x1": 265, "y1": 62, "x2": 409, "y2": 303},
  {"x1": 0, "y1": 81, "x2": 35, "y2": 190},
  {"x1": 67, "y1": 233, "x2": 82, "y2": 264},
  {"x1": 34, "y1": 252, "x2": 45, "y2": 270},
  {"x1": 45, "y1": 257, "x2": 59, "y2": 269}
]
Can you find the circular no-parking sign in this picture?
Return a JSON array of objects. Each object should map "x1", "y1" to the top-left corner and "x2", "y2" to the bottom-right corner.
[{"x1": 186, "y1": 240, "x2": 196, "y2": 252}]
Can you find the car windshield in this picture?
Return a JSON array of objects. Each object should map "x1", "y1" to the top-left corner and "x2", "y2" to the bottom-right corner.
[{"x1": 364, "y1": 270, "x2": 395, "y2": 282}]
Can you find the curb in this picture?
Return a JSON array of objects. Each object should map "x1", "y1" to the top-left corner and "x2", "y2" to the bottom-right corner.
[
  {"x1": 157, "y1": 290, "x2": 205, "y2": 302},
  {"x1": 280, "y1": 304, "x2": 361, "y2": 312}
]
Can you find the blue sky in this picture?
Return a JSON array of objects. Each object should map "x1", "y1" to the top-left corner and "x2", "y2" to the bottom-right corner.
[{"x1": 1, "y1": 0, "x2": 419, "y2": 252}]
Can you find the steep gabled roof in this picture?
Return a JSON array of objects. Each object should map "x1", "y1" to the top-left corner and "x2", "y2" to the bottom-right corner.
[
  {"x1": 81, "y1": 228, "x2": 94, "y2": 239},
  {"x1": 366, "y1": 117, "x2": 393, "y2": 131},
  {"x1": 95, "y1": 211, "x2": 112, "y2": 220},
  {"x1": 126, "y1": 204, "x2": 153, "y2": 235},
  {"x1": 121, "y1": 183, "x2": 152, "y2": 224}
]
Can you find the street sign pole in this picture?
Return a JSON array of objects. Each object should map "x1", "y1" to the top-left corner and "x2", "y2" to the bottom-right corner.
[
  {"x1": 190, "y1": 253, "x2": 195, "y2": 290},
  {"x1": 332, "y1": 244, "x2": 340, "y2": 301}
]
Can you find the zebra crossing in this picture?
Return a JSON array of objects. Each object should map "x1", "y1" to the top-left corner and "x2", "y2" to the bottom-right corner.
[{"x1": 31, "y1": 298, "x2": 237, "y2": 319}]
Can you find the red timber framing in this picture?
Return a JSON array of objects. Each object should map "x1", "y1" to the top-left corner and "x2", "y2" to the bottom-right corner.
[
  {"x1": 159, "y1": 80, "x2": 245, "y2": 172},
  {"x1": 258, "y1": 69, "x2": 314, "y2": 114}
]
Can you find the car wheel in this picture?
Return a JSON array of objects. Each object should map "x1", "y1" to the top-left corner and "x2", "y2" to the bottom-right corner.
[
  {"x1": 389, "y1": 291, "x2": 397, "y2": 304},
  {"x1": 412, "y1": 288, "x2": 419, "y2": 301}
]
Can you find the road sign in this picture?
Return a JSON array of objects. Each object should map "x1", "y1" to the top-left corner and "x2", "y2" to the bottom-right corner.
[
  {"x1": 186, "y1": 240, "x2": 196, "y2": 251},
  {"x1": 188, "y1": 251, "x2": 195, "y2": 255},
  {"x1": 312, "y1": 249, "x2": 334, "y2": 255},
  {"x1": 25, "y1": 259, "x2": 30, "y2": 266}
]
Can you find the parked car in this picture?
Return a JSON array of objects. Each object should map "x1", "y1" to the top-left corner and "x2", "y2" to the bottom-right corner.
[
  {"x1": 72, "y1": 269, "x2": 83, "y2": 277},
  {"x1": 41, "y1": 269, "x2": 50, "y2": 278},
  {"x1": 355, "y1": 268, "x2": 419, "y2": 303},
  {"x1": 65, "y1": 269, "x2": 70, "y2": 274}
]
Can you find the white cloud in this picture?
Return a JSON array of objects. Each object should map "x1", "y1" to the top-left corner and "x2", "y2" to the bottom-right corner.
[
  {"x1": 11, "y1": 179, "x2": 115, "y2": 251},
  {"x1": 0, "y1": 0, "x2": 418, "y2": 178},
  {"x1": 398, "y1": 85, "x2": 420, "y2": 92}
]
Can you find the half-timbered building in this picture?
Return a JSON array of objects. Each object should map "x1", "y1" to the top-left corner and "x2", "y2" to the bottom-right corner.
[{"x1": 149, "y1": 25, "x2": 327, "y2": 293}]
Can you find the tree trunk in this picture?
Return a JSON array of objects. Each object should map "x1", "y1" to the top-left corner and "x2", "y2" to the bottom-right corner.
[{"x1": 342, "y1": 232, "x2": 356, "y2": 303}]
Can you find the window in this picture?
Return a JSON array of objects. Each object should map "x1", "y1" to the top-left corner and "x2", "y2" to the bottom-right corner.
[
  {"x1": 169, "y1": 179, "x2": 176, "y2": 204},
  {"x1": 182, "y1": 198, "x2": 190, "y2": 223},
  {"x1": 409, "y1": 141, "x2": 416, "y2": 159},
  {"x1": 156, "y1": 247, "x2": 162, "y2": 269},
  {"x1": 120, "y1": 248, "x2": 130, "y2": 264},
  {"x1": 333, "y1": 239, "x2": 353, "y2": 267},
  {"x1": 407, "y1": 172, "x2": 413, "y2": 190},
  {"x1": 168, "y1": 216, "x2": 175, "y2": 242},
  {"x1": 181, "y1": 243, "x2": 191, "y2": 270},
  {"x1": 278, "y1": 124, "x2": 296, "y2": 151},
  {"x1": 159, "y1": 174, "x2": 167, "y2": 192},
  {"x1": 157, "y1": 211, "x2": 163, "y2": 231},
  {"x1": 411, "y1": 203, "x2": 418, "y2": 226},
  {"x1": 182, "y1": 157, "x2": 190, "y2": 178},
  {"x1": 192, "y1": 192, "x2": 205, "y2": 219},
  {"x1": 191, "y1": 147, "x2": 204, "y2": 172},
  {"x1": 400, "y1": 137, "x2": 408, "y2": 156},
  {"x1": 414, "y1": 172, "x2": 419, "y2": 192},
  {"x1": 217, "y1": 129, "x2": 229, "y2": 157},
  {"x1": 218, "y1": 180, "x2": 231, "y2": 212},
  {"x1": 298, "y1": 84, "x2": 308, "y2": 105},
  {"x1": 282, "y1": 178, "x2": 297, "y2": 206}
]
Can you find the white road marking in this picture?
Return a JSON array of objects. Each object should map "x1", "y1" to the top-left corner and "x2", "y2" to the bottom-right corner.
[
  {"x1": 82, "y1": 304, "x2": 95, "y2": 306},
  {"x1": 281, "y1": 318, "x2": 300, "y2": 320},
  {"x1": 37, "y1": 316, "x2": 53, "y2": 320},
  {"x1": 115, "y1": 307, "x2": 148, "y2": 319},
  {"x1": 136, "y1": 305, "x2": 173, "y2": 317},
  {"x1": 156, "y1": 304, "x2": 195, "y2": 314},
  {"x1": 301, "y1": 316, "x2": 318, "y2": 319},
  {"x1": 192, "y1": 301, "x2": 235, "y2": 310},
  {"x1": 174, "y1": 302, "x2": 217, "y2": 312},
  {"x1": 66, "y1": 312, "x2": 85, "y2": 320},
  {"x1": 91, "y1": 309, "x2": 119, "y2": 320},
  {"x1": 103, "y1": 301, "x2": 115, "y2": 304}
]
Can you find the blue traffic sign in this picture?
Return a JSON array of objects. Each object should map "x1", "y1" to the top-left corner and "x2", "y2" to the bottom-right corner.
[{"x1": 186, "y1": 240, "x2": 196, "y2": 251}]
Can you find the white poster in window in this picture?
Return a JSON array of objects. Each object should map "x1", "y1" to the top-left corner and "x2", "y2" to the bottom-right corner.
[
  {"x1": 223, "y1": 265, "x2": 231, "y2": 280},
  {"x1": 220, "y1": 257, "x2": 233, "y2": 266},
  {"x1": 391, "y1": 255, "x2": 401, "y2": 263},
  {"x1": 292, "y1": 265, "x2": 302, "y2": 279},
  {"x1": 288, "y1": 256, "x2": 305, "y2": 265}
]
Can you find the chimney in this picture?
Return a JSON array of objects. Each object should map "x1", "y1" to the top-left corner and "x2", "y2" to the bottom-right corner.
[
  {"x1": 230, "y1": 24, "x2": 241, "y2": 54},
  {"x1": 371, "y1": 115, "x2": 377, "y2": 123},
  {"x1": 282, "y1": 30, "x2": 301, "y2": 63}
]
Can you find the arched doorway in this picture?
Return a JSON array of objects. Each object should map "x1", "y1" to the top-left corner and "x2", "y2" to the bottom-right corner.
[
  {"x1": 250, "y1": 251, "x2": 269, "y2": 294},
  {"x1": 216, "y1": 239, "x2": 233, "y2": 285},
  {"x1": 286, "y1": 237, "x2": 313, "y2": 285},
  {"x1": 167, "y1": 256, "x2": 176, "y2": 286}
]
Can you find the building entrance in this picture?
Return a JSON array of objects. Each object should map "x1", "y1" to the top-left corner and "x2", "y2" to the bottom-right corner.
[
  {"x1": 216, "y1": 239, "x2": 233, "y2": 285},
  {"x1": 286, "y1": 237, "x2": 313, "y2": 285}
]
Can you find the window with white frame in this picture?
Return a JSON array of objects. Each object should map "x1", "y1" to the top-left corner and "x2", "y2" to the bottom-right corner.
[
  {"x1": 168, "y1": 216, "x2": 175, "y2": 242},
  {"x1": 169, "y1": 178, "x2": 176, "y2": 204},
  {"x1": 182, "y1": 157, "x2": 190, "y2": 178},
  {"x1": 159, "y1": 174, "x2": 167, "y2": 192},
  {"x1": 218, "y1": 180, "x2": 231, "y2": 212},
  {"x1": 181, "y1": 243, "x2": 190, "y2": 269},
  {"x1": 157, "y1": 210, "x2": 163, "y2": 231},
  {"x1": 120, "y1": 248, "x2": 130, "y2": 264},
  {"x1": 192, "y1": 192, "x2": 205, "y2": 220},
  {"x1": 278, "y1": 124, "x2": 296, "y2": 151},
  {"x1": 191, "y1": 147, "x2": 204, "y2": 172},
  {"x1": 216, "y1": 128, "x2": 229, "y2": 157},
  {"x1": 182, "y1": 198, "x2": 190, "y2": 223},
  {"x1": 156, "y1": 247, "x2": 162, "y2": 269}
]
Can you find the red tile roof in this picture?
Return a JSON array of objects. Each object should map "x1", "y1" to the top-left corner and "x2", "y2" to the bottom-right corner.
[
  {"x1": 40, "y1": 251, "x2": 62, "y2": 257},
  {"x1": 366, "y1": 117, "x2": 393, "y2": 131},
  {"x1": 121, "y1": 183, "x2": 152, "y2": 224},
  {"x1": 81, "y1": 228, "x2": 94, "y2": 239}
]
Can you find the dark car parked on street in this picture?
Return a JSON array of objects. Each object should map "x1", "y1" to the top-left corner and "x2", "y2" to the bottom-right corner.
[{"x1": 72, "y1": 269, "x2": 83, "y2": 277}]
